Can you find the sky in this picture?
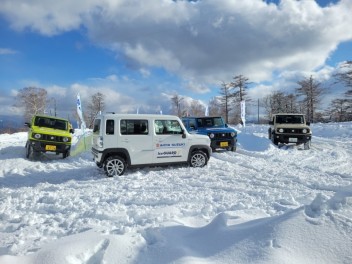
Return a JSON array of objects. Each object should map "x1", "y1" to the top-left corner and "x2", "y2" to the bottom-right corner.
[{"x1": 1, "y1": 0, "x2": 352, "y2": 120}]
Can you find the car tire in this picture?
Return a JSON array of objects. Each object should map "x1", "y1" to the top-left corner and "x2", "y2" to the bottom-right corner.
[
  {"x1": 304, "y1": 140, "x2": 311, "y2": 150},
  {"x1": 63, "y1": 150, "x2": 70, "y2": 159},
  {"x1": 271, "y1": 133, "x2": 279, "y2": 146},
  {"x1": 226, "y1": 146, "x2": 236, "y2": 152},
  {"x1": 104, "y1": 155, "x2": 126, "y2": 177},
  {"x1": 189, "y1": 150, "x2": 208, "y2": 168},
  {"x1": 25, "y1": 142, "x2": 32, "y2": 159}
]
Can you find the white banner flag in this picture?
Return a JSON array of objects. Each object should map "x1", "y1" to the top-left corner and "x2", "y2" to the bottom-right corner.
[
  {"x1": 76, "y1": 93, "x2": 86, "y2": 130},
  {"x1": 240, "y1": 100, "x2": 246, "y2": 127}
]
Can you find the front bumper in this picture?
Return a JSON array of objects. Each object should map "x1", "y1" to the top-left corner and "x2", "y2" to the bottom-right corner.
[
  {"x1": 92, "y1": 147, "x2": 103, "y2": 166},
  {"x1": 29, "y1": 140, "x2": 71, "y2": 153},
  {"x1": 275, "y1": 134, "x2": 311, "y2": 144},
  {"x1": 211, "y1": 138, "x2": 237, "y2": 150}
]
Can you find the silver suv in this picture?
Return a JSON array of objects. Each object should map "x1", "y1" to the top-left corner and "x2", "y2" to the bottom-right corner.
[
  {"x1": 92, "y1": 114, "x2": 212, "y2": 176},
  {"x1": 268, "y1": 113, "x2": 312, "y2": 149}
]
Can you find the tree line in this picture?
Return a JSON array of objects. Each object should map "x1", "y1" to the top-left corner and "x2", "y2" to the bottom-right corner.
[
  {"x1": 171, "y1": 61, "x2": 352, "y2": 123},
  {"x1": 12, "y1": 61, "x2": 352, "y2": 129},
  {"x1": 14, "y1": 89, "x2": 106, "y2": 128}
]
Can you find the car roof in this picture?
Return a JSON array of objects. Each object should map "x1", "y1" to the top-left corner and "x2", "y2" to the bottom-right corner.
[
  {"x1": 96, "y1": 114, "x2": 180, "y2": 119},
  {"x1": 33, "y1": 115, "x2": 69, "y2": 121},
  {"x1": 273, "y1": 113, "x2": 305, "y2": 116}
]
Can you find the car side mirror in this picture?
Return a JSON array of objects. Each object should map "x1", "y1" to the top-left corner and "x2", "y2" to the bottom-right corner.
[
  {"x1": 69, "y1": 128, "x2": 75, "y2": 134},
  {"x1": 182, "y1": 129, "x2": 186, "y2": 139},
  {"x1": 225, "y1": 124, "x2": 228, "y2": 127},
  {"x1": 25, "y1": 122, "x2": 31, "y2": 128},
  {"x1": 269, "y1": 121, "x2": 274, "y2": 125},
  {"x1": 306, "y1": 122, "x2": 310, "y2": 126}
]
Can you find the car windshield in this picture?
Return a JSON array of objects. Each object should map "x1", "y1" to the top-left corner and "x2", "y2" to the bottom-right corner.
[
  {"x1": 34, "y1": 117, "x2": 67, "y2": 130},
  {"x1": 196, "y1": 117, "x2": 224, "y2": 127},
  {"x1": 275, "y1": 115, "x2": 304, "y2": 124}
]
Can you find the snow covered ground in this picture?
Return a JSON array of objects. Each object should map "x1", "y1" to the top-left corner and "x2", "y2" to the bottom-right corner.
[{"x1": 0, "y1": 123, "x2": 352, "y2": 264}]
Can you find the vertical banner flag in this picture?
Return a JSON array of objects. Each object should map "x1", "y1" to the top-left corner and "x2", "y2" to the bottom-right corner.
[
  {"x1": 76, "y1": 93, "x2": 86, "y2": 130},
  {"x1": 205, "y1": 105, "x2": 209, "y2": 117},
  {"x1": 241, "y1": 100, "x2": 246, "y2": 127}
]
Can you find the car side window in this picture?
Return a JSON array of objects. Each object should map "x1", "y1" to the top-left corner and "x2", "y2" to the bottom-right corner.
[
  {"x1": 106, "y1": 120, "x2": 114, "y2": 135},
  {"x1": 120, "y1": 120, "x2": 148, "y2": 135},
  {"x1": 189, "y1": 118, "x2": 196, "y2": 130},
  {"x1": 155, "y1": 120, "x2": 183, "y2": 135},
  {"x1": 93, "y1": 119, "x2": 101, "y2": 134}
]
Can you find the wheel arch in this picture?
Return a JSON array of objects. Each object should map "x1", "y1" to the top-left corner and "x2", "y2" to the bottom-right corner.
[
  {"x1": 188, "y1": 145, "x2": 211, "y2": 161},
  {"x1": 101, "y1": 148, "x2": 131, "y2": 166}
]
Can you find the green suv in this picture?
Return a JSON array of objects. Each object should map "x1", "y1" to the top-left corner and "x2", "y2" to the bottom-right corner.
[{"x1": 25, "y1": 115, "x2": 75, "y2": 159}]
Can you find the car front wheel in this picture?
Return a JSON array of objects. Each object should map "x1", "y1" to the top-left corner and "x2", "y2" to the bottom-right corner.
[
  {"x1": 271, "y1": 133, "x2": 279, "y2": 146},
  {"x1": 189, "y1": 150, "x2": 208, "y2": 168},
  {"x1": 304, "y1": 140, "x2": 311, "y2": 150},
  {"x1": 25, "y1": 142, "x2": 32, "y2": 159},
  {"x1": 104, "y1": 155, "x2": 126, "y2": 176}
]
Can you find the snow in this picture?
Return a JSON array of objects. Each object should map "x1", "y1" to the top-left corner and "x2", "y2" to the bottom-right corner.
[{"x1": 0, "y1": 123, "x2": 352, "y2": 264}]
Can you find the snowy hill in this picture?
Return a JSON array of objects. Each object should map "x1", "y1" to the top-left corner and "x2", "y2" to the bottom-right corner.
[{"x1": 0, "y1": 123, "x2": 352, "y2": 264}]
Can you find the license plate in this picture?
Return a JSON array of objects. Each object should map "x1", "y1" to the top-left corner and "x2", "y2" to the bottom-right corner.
[
  {"x1": 45, "y1": 145, "x2": 56, "y2": 151},
  {"x1": 220, "y1": 142, "x2": 228, "y2": 147},
  {"x1": 289, "y1": 138, "x2": 298, "y2": 143}
]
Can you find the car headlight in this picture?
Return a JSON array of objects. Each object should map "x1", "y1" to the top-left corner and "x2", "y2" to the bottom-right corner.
[
  {"x1": 63, "y1": 137, "x2": 69, "y2": 142},
  {"x1": 209, "y1": 133, "x2": 215, "y2": 139},
  {"x1": 278, "y1": 128, "x2": 284, "y2": 133},
  {"x1": 302, "y1": 129, "x2": 309, "y2": 133},
  {"x1": 231, "y1": 132, "x2": 236, "y2": 137},
  {"x1": 34, "y1": 133, "x2": 41, "y2": 139}
]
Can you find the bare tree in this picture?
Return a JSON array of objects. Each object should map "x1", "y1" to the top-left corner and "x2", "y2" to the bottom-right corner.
[
  {"x1": 334, "y1": 61, "x2": 352, "y2": 90},
  {"x1": 14, "y1": 87, "x2": 48, "y2": 122},
  {"x1": 328, "y1": 99, "x2": 350, "y2": 122},
  {"x1": 86, "y1": 92, "x2": 105, "y2": 128},
  {"x1": 230, "y1": 75, "x2": 251, "y2": 124},
  {"x1": 230, "y1": 75, "x2": 250, "y2": 102},
  {"x1": 171, "y1": 94, "x2": 184, "y2": 117},
  {"x1": 190, "y1": 100, "x2": 205, "y2": 116},
  {"x1": 296, "y1": 75, "x2": 324, "y2": 123},
  {"x1": 218, "y1": 82, "x2": 233, "y2": 123},
  {"x1": 263, "y1": 92, "x2": 300, "y2": 118},
  {"x1": 208, "y1": 97, "x2": 223, "y2": 117}
]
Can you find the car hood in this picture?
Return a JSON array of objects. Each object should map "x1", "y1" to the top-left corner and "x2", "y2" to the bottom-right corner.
[
  {"x1": 275, "y1": 123, "x2": 310, "y2": 129},
  {"x1": 32, "y1": 126, "x2": 72, "y2": 137}
]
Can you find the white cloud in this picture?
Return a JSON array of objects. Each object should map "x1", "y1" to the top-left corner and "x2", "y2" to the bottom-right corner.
[
  {"x1": 1, "y1": 0, "x2": 352, "y2": 101},
  {"x1": 0, "y1": 48, "x2": 17, "y2": 55}
]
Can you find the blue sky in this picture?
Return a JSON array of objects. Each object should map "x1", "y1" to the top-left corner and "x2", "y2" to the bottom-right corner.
[{"x1": 1, "y1": 0, "x2": 352, "y2": 120}]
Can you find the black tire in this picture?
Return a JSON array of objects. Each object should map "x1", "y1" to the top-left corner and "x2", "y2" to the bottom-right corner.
[
  {"x1": 271, "y1": 133, "x2": 279, "y2": 146},
  {"x1": 104, "y1": 155, "x2": 126, "y2": 177},
  {"x1": 63, "y1": 150, "x2": 70, "y2": 159},
  {"x1": 25, "y1": 142, "x2": 32, "y2": 159},
  {"x1": 227, "y1": 146, "x2": 236, "y2": 152},
  {"x1": 189, "y1": 150, "x2": 208, "y2": 168},
  {"x1": 304, "y1": 140, "x2": 311, "y2": 150}
]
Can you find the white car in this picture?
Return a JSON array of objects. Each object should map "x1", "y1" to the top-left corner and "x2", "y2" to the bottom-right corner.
[{"x1": 92, "y1": 114, "x2": 212, "y2": 176}]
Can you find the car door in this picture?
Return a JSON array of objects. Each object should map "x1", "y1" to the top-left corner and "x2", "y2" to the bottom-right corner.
[
  {"x1": 118, "y1": 118, "x2": 153, "y2": 165},
  {"x1": 153, "y1": 119, "x2": 189, "y2": 163}
]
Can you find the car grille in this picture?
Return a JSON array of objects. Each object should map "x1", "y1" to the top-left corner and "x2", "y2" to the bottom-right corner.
[
  {"x1": 278, "y1": 128, "x2": 307, "y2": 134},
  {"x1": 33, "y1": 133, "x2": 69, "y2": 142},
  {"x1": 213, "y1": 132, "x2": 232, "y2": 139}
]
